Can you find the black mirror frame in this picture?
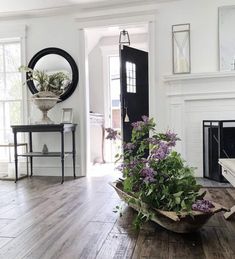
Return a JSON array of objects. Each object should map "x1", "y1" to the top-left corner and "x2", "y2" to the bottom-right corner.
[{"x1": 26, "y1": 47, "x2": 79, "y2": 101}]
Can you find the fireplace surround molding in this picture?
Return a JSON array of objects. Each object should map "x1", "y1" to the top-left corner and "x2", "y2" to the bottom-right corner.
[{"x1": 164, "y1": 71, "x2": 235, "y2": 177}]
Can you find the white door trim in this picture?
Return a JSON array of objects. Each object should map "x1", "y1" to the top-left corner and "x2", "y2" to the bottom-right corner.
[{"x1": 77, "y1": 11, "x2": 158, "y2": 175}]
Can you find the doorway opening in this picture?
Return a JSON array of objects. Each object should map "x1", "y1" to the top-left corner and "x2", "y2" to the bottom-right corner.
[
  {"x1": 85, "y1": 23, "x2": 149, "y2": 172},
  {"x1": 108, "y1": 55, "x2": 121, "y2": 161}
]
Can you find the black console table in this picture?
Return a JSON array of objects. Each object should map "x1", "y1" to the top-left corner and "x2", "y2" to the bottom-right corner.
[{"x1": 11, "y1": 123, "x2": 77, "y2": 184}]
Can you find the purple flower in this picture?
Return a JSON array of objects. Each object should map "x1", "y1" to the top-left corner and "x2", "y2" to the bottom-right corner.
[
  {"x1": 150, "y1": 141, "x2": 170, "y2": 160},
  {"x1": 165, "y1": 130, "x2": 179, "y2": 147},
  {"x1": 147, "y1": 137, "x2": 159, "y2": 145},
  {"x1": 141, "y1": 115, "x2": 149, "y2": 123},
  {"x1": 131, "y1": 116, "x2": 151, "y2": 131},
  {"x1": 105, "y1": 128, "x2": 118, "y2": 140},
  {"x1": 192, "y1": 200, "x2": 215, "y2": 213},
  {"x1": 128, "y1": 160, "x2": 139, "y2": 169},
  {"x1": 140, "y1": 158, "x2": 148, "y2": 164},
  {"x1": 116, "y1": 160, "x2": 138, "y2": 172},
  {"x1": 123, "y1": 143, "x2": 135, "y2": 151},
  {"x1": 141, "y1": 167, "x2": 156, "y2": 183},
  {"x1": 131, "y1": 121, "x2": 144, "y2": 131}
]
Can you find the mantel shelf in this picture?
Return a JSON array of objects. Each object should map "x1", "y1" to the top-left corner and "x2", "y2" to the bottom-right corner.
[{"x1": 163, "y1": 71, "x2": 235, "y2": 82}]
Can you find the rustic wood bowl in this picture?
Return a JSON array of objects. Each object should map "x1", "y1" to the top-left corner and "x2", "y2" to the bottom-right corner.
[{"x1": 110, "y1": 181, "x2": 228, "y2": 233}]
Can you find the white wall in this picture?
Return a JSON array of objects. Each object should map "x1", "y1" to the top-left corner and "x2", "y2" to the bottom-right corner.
[
  {"x1": 0, "y1": 15, "x2": 84, "y2": 177},
  {"x1": 151, "y1": 0, "x2": 235, "y2": 132},
  {"x1": 155, "y1": 0, "x2": 235, "y2": 177}
]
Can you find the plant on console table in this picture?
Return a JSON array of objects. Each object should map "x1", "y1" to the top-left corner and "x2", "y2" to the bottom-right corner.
[
  {"x1": 108, "y1": 116, "x2": 227, "y2": 233},
  {"x1": 19, "y1": 66, "x2": 69, "y2": 124}
]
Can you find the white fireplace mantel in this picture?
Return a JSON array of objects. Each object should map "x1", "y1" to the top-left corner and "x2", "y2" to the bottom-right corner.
[
  {"x1": 163, "y1": 71, "x2": 235, "y2": 82},
  {"x1": 164, "y1": 70, "x2": 235, "y2": 177}
]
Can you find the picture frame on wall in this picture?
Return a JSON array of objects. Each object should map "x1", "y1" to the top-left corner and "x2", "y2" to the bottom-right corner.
[
  {"x1": 219, "y1": 5, "x2": 235, "y2": 71},
  {"x1": 61, "y1": 108, "x2": 73, "y2": 123},
  {"x1": 172, "y1": 23, "x2": 191, "y2": 74}
]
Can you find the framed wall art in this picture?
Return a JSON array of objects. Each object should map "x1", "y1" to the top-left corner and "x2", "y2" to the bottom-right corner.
[{"x1": 172, "y1": 23, "x2": 191, "y2": 74}]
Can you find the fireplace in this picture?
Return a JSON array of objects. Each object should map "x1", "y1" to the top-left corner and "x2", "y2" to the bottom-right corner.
[{"x1": 203, "y1": 120, "x2": 235, "y2": 182}]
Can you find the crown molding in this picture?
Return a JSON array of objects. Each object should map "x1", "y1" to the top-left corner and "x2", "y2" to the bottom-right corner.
[
  {"x1": 75, "y1": 9, "x2": 157, "y2": 28},
  {"x1": 0, "y1": 0, "x2": 178, "y2": 21},
  {"x1": 0, "y1": 5, "x2": 81, "y2": 21}
]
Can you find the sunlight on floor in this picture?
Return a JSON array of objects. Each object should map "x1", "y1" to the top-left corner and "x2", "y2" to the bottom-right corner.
[{"x1": 87, "y1": 162, "x2": 121, "y2": 179}]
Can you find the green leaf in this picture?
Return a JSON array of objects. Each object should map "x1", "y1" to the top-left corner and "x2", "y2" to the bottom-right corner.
[
  {"x1": 175, "y1": 197, "x2": 181, "y2": 204},
  {"x1": 146, "y1": 188, "x2": 153, "y2": 196}
]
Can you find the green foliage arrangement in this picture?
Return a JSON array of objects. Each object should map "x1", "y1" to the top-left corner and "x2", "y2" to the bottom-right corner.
[
  {"x1": 19, "y1": 65, "x2": 70, "y2": 96},
  {"x1": 107, "y1": 116, "x2": 213, "y2": 228}
]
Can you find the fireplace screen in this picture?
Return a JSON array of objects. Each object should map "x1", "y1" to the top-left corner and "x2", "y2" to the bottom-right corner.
[{"x1": 203, "y1": 120, "x2": 235, "y2": 182}]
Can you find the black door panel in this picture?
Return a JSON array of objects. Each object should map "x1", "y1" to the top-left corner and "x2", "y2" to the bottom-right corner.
[{"x1": 120, "y1": 46, "x2": 149, "y2": 143}]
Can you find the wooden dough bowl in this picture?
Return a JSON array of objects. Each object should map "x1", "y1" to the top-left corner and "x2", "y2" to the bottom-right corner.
[{"x1": 110, "y1": 181, "x2": 228, "y2": 233}]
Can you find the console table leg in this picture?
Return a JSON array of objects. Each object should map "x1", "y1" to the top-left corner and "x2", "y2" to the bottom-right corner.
[
  {"x1": 61, "y1": 132, "x2": 64, "y2": 184},
  {"x1": 26, "y1": 144, "x2": 29, "y2": 177},
  {"x1": 13, "y1": 132, "x2": 18, "y2": 183},
  {"x1": 72, "y1": 130, "x2": 76, "y2": 178},
  {"x1": 29, "y1": 132, "x2": 33, "y2": 177}
]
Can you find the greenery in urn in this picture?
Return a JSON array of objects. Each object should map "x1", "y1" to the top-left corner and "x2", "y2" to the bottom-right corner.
[
  {"x1": 106, "y1": 116, "x2": 214, "y2": 229},
  {"x1": 19, "y1": 66, "x2": 70, "y2": 97}
]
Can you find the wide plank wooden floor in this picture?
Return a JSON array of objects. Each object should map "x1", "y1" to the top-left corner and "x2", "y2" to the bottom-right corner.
[{"x1": 0, "y1": 169, "x2": 234, "y2": 259}]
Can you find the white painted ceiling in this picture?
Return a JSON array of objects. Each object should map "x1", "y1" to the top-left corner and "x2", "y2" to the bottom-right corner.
[{"x1": 0, "y1": 0, "x2": 172, "y2": 14}]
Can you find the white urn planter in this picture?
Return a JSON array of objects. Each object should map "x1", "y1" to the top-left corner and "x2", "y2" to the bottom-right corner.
[{"x1": 32, "y1": 97, "x2": 60, "y2": 124}]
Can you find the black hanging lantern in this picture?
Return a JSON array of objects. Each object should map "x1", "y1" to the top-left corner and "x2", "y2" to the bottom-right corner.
[{"x1": 119, "y1": 30, "x2": 130, "y2": 49}]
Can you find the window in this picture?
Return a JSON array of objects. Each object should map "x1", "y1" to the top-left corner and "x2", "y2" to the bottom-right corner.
[
  {"x1": 0, "y1": 39, "x2": 23, "y2": 161},
  {"x1": 126, "y1": 61, "x2": 136, "y2": 93}
]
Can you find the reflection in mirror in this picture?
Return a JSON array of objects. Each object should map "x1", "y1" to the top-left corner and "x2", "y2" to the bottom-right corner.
[
  {"x1": 27, "y1": 47, "x2": 79, "y2": 102},
  {"x1": 33, "y1": 54, "x2": 72, "y2": 93}
]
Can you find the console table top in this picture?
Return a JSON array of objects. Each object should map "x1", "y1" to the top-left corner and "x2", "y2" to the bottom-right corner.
[{"x1": 11, "y1": 123, "x2": 77, "y2": 133}]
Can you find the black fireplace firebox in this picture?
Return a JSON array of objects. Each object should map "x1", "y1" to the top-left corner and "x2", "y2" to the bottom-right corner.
[{"x1": 203, "y1": 120, "x2": 235, "y2": 182}]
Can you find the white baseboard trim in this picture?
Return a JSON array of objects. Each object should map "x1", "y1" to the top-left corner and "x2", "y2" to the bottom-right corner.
[{"x1": 29, "y1": 165, "x2": 82, "y2": 177}]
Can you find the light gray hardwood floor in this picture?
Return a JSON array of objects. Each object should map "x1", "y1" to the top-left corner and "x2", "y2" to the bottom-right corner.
[{"x1": 0, "y1": 169, "x2": 234, "y2": 259}]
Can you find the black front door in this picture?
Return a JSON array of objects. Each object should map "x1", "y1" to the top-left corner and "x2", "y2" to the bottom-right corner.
[{"x1": 120, "y1": 46, "x2": 149, "y2": 143}]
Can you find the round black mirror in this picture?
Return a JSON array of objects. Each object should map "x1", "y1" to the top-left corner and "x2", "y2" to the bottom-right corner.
[{"x1": 26, "y1": 47, "x2": 79, "y2": 101}]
